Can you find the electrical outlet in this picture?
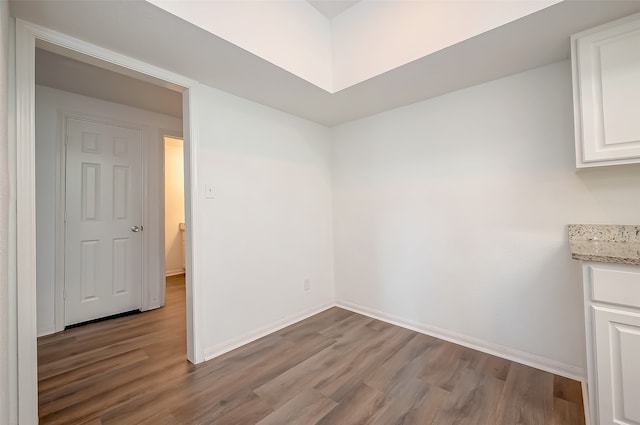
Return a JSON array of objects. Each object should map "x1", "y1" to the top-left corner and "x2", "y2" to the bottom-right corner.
[{"x1": 304, "y1": 279, "x2": 310, "y2": 291}]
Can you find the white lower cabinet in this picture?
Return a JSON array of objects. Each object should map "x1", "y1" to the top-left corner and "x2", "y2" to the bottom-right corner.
[{"x1": 583, "y1": 263, "x2": 640, "y2": 425}]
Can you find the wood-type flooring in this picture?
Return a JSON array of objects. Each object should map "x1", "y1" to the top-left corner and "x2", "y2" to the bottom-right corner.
[{"x1": 38, "y1": 275, "x2": 586, "y2": 424}]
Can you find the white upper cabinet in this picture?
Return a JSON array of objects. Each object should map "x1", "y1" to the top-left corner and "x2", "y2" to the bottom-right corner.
[{"x1": 572, "y1": 13, "x2": 640, "y2": 168}]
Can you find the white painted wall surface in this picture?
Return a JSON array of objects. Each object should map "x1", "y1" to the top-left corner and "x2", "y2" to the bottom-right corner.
[
  {"x1": 331, "y1": 0, "x2": 561, "y2": 91},
  {"x1": 188, "y1": 84, "x2": 335, "y2": 357},
  {"x1": 331, "y1": 61, "x2": 640, "y2": 372},
  {"x1": 148, "y1": 0, "x2": 333, "y2": 92},
  {"x1": 147, "y1": 0, "x2": 561, "y2": 94},
  {"x1": 35, "y1": 85, "x2": 182, "y2": 336},
  {"x1": 0, "y1": 1, "x2": 12, "y2": 422},
  {"x1": 164, "y1": 136, "x2": 185, "y2": 276}
]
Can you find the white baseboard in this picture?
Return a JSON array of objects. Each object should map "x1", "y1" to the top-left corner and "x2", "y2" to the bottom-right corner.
[
  {"x1": 335, "y1": 299, "x2": 586, "y2": 382},
  {"x1": 203, "y1": 301, "x2": 335, "y2": 362},
  {"x1": 165, "y1": 269, "x2": 185, "y2": 277},
  {"x1": 37, "y1": 324, "x2": 57, "y2": 338},
  {"x1": 200, "y1": 297, "x2": 587, "y2": 385}
]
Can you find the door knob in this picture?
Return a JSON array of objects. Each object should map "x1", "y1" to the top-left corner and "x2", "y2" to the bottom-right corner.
[{"x1": 131, "y1": 225, "x2": 141, "y2": 232}]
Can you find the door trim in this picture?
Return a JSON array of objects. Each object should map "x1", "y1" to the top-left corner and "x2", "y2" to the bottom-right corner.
[
  {"x1": 15, "y1": 18, "x2": 204, "y2": 423},
  {"x1": 54, "y1": 111, "x2": 153, "y2": 332}
]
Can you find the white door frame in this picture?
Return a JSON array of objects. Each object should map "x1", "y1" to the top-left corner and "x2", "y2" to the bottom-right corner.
[{"x1": 15, "y1": 19, "x2": 204, "y2": 424}]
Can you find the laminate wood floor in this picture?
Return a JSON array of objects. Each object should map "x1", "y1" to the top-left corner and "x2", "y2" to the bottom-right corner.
[{"x1": 38, "y1": 275, "x2": 586, "y2": 425}]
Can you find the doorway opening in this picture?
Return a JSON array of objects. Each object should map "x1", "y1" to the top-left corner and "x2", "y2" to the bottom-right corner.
[
  {"x1": 163, "y1": 136, "x2": 187, "y2": 343},
  {"x1": 16, "y1": 21, "x2": 201, "y2": 422},
  {"x1": 34, "y1": 44, "x2": 185, "y2": 330},
  {"x1": 164, "y1": 136, "x2": 185, "y2": 279},
  {"x1": 33, "y1": 44, "x2": 189, "y2": 423}
]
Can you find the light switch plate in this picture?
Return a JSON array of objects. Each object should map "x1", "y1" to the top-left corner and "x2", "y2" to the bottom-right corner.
[{"x1": 205, "y1": 184, "x2": 214, "y2": 199}]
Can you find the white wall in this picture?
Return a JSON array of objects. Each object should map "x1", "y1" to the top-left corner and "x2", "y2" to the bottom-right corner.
[
  {"x1": 189, "y1": 84, "x2": 335, "y2": 358},
  {"x1": 0, "y1": 0, "x2": 12, "y2": 422},
  {"x1": 331, "y1": 0, "x2": 561, "y2": 91},
  {"x1": 148, "y1": 0, "x2": 562, "y2": 93},
  {"x1": 148, "y1": 0, "x2": 333, "y2": 92},
  {"x1": 164, "y1": 136, "x2": 185, "y2": 275},
  {"x1": 331, "y1": 60, "x2": 640, "y2": 374},
  {"x1": 35, "y1": 85, "x2": 182, "y2": 336}
]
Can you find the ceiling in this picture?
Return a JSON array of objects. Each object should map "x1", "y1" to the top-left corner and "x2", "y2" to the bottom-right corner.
[
  {"x1": 36, "y1": 48, "x2": 183, "y2": 118},
  {"x1": 307, "y1": 0, "x2": 360, "y2": 19},
  {"x1": 11, "y1": 0, "x2": 640, "y2": 126}
]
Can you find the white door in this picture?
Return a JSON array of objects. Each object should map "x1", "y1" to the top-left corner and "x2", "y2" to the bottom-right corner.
[{"x1": 64, "y1": 116, "x2": 143, "y2": 326}]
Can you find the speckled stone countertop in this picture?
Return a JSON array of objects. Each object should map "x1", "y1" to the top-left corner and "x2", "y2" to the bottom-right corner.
[{"x1": 569, "y1": 224, "x2": 640, "y2": 266}]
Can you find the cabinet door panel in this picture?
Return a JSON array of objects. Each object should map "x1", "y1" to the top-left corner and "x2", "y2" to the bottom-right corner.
[
  {"x1": 599, "y1": 32, "x2": 640, "y2": 147},
  {"x1": 619, "y1": 328, "x2": 640, "y2": 422},
  {"x1": 573, "y1": 14, "x2": 640, "y2": 167},
  {"x1": 593, "y1": 306, "x2": 640, "y2": 425}
]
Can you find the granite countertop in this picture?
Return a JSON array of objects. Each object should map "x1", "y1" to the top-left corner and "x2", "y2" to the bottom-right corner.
[{"x1": 569, "y1": 224, "x2": 640, "y2": 266}]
